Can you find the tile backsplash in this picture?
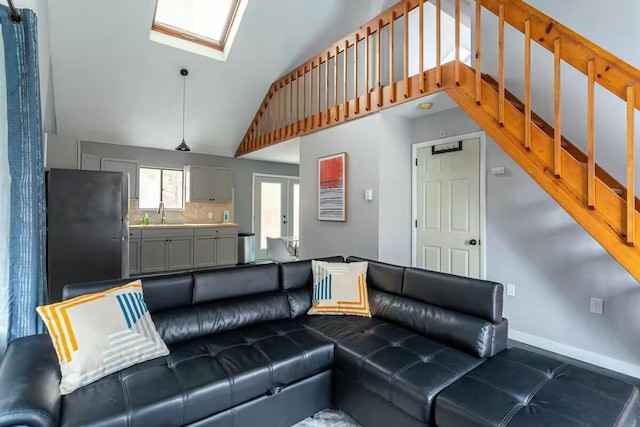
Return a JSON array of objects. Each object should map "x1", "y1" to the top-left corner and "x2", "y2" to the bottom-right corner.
[{"x1": 129, "y1": 200, "x2": 234, "y2": 225}]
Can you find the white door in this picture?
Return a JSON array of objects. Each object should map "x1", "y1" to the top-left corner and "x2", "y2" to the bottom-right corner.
[
  {"x1": 416, "y1": 137, "x2": 481, "y2": 277},
  {"x1": 254, "y1": 176, "x2": 288, "y2": 259}
]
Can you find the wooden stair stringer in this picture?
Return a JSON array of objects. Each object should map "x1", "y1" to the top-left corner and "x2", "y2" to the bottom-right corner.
[{"x1": 448, "y1": 64, "x2": 640, "y2": 282}]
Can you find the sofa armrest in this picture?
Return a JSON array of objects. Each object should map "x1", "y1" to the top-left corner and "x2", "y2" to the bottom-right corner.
[{"x1": 0, "y1": 335, "x2": 61, "y2": 427}]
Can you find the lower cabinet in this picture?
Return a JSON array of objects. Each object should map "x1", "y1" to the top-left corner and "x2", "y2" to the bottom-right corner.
[
  {"x1": 129, "y1": 238, "x2": 141, "y2": 275},
  {"x1": 193, "y1": 228, "x2": 238, "y2": 268},
  {"x1": 137, "y1": 227, "x2": 237, "y2": 275}
]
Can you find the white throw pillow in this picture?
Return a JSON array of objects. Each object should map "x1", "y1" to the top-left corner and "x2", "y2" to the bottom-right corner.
[
  {"x1": 308, "y1": 261, "x2": 371, "y2": 317},
  {"x1": 36, "y1": 280, "x2": 169, "y2": 395}
]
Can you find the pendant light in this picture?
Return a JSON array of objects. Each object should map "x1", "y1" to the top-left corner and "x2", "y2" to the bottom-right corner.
[{"x1": 175, "y1": 68, "x2": 191, "y2": 152}]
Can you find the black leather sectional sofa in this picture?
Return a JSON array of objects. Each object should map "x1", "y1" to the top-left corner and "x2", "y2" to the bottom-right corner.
[{"x1": 0, "y1": 256, "x2": 637, "y2": 427}]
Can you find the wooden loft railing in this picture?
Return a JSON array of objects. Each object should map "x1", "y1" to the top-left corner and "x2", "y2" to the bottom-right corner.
[
  {"x1": 236, "y1": 0, "x2": 640, "y2": 282},
  {"x1": 235, "y1": 0, "x2": 462, "y2": 156}
]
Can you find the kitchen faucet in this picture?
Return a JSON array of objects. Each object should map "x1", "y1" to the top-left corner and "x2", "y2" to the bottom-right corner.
[{"x1": 157, "y1": 200, "x2": 166, "y2": 224}]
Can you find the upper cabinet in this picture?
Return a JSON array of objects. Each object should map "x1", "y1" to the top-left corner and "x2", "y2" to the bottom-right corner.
[
  {"x1": 186, "y1": 165, "x2": 233, "y2": 203},
  {"x1": 101, "y1": 158, "x2": 139, "y2": 199},
  {"x1": 45, "y1": 134, "x2": 79, "y2": 170}
]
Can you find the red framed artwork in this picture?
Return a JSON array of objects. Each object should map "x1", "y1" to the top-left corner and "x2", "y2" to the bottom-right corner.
[{"x1": 318, "y1": 152, "x2": 348, "y2": 221}]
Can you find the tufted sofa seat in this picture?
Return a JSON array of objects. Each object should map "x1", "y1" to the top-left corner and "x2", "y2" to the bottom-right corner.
[{"x1": 0, "y1": 256, "x2": 637, "y2": 427}]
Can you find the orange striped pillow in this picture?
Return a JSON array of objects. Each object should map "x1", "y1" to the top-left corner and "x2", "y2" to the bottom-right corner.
[
  {"x1": 307, "y1": 261, "x2": 371, "y2": 317},
  {"x1": 36, "y1": 280, "x2": 169, "y2": 395}
]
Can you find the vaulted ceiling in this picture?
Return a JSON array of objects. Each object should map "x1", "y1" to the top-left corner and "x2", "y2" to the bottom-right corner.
[{"x1": 48, "y1": 0, "x2": 398, "y2": 156}]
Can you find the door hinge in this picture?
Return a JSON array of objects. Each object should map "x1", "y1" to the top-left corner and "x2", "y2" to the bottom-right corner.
[
  {"x1": 415, "y1": 219, "x2": 418, "y2": 228},
  {"x1": 415, "y1": 158, "x2": 418, "y2": 166}
]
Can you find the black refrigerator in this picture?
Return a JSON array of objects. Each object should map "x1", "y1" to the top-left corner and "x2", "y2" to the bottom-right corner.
[{"x1": 47, "y1": 169, "x2": 130, "y2": 303}]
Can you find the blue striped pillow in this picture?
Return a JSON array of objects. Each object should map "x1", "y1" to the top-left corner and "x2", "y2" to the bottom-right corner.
[{"x1": 36, "y1": 280, "x2": 169, "y2": 395}]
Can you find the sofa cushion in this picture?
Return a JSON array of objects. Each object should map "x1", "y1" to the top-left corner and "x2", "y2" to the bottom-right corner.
[
  {"x1": 346, "y1": 256, "x2": 405, "y2": 295},
  {"x1": 193, "y1": 264, "x2": 280, "y2": 304},
  {"x1": 299, "y1": 315, "x2": 388, "y2": 343},
  {"x1": 435, "y1": 348, "x2": 639, "y2": 427},
  {"x1": 63, "y1": 272, "x2": 194, "y2": 314},
  {"x1": 402, "y1": 267, "x2": 503, "y2": 323},
  {"x1": 333, "y1": 321, "x2": 483, "y2": 424},
  {"x1": 279, "y1": 256, "x2": 345, "y2": 290},
  {"x1": 60, "y1": 319, "x2": 334, "y2": 427},
  {"x1": 370, "y1": 288, "x2": 508, "y2": 358},
  {"x1": 153, "y1": 292, "x2": 291, "y2": 345}
]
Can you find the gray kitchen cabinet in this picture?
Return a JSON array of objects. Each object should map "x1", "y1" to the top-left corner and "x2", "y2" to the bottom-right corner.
[
  {"x1": 216, "y1": 235, "x2": 238, "y2": 266},
  {"x1": 141, "y1": 238, "x2": 168, "y2": 274},
  {"x1": 186, "y1": 165, "x2": 232, "y2": 203},
  {"x1": 212, "y1": 168, "x2": 233, "y2": 202},
  {"x1": 167, "y1": 237, "x2": 194, "y2": 270},
  {"x1": 45, "y1": 134, "x2": 79, "y2": 170},
  {"x1": 193, "y1": 235, "x2": 217, "y2": 268},
  {"x1": 187, "y1": 165, "x2": 214, "y2": 202},
  {"x1": 101, "y1": 157, "x2": 138, "y2": 199},
  {"x1": 129, "y1": 238, "x2": 141, "y2": 275},
  {"x1": 81, "y1": 153, "x2": 101, "y2": 171}
]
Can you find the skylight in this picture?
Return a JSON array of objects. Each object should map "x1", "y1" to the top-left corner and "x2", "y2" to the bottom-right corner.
[{"x1": 152, "y1": 0, "x2": 241, "y2": 51}]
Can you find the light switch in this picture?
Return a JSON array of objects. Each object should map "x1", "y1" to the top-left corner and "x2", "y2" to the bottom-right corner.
[
  {"x1": 364, "y1": 189, "x2": 373, "y2": 201},
  {"x1": 491, "y1": 167, "x2": 506, "y2": 175}
]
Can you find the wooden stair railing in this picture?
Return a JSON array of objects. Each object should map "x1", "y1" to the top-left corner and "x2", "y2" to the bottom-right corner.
[{"x1": 235, "y1": 0, "x2": 640, "y2": 282}]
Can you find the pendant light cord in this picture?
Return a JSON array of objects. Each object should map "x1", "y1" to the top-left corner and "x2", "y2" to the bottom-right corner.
[{"x1": 182, "y1": 74, "x2": 186, "y2": 141}]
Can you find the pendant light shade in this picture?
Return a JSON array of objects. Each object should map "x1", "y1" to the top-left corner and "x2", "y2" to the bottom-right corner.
[{"x1": 175, "y1": 68, "x2": 191, "y2": 152}]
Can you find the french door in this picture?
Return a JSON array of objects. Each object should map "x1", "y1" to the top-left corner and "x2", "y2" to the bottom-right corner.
[{"x1": 253, "y1": 175, "x2": 299, "y2": 259}]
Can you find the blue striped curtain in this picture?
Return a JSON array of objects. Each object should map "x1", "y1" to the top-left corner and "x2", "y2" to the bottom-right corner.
[{"x1": 1, "y1": 5, "x2": 47, "y2": 345}]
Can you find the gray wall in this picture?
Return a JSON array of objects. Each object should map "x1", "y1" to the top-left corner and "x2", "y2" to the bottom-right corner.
[
  {"x1": 411, "y1": 108, "x2": 640, "y2": 377},
  {"x1": 80, "y1": 141, "x2": 299, "y2": 234}
]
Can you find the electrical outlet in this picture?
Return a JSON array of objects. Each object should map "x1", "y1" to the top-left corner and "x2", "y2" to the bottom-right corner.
[
  {"x1": 590, "y1": 297, "x2": 604, "y2": 315},
  {"x1": 506, "y1": 283, "x2": 516, "y2": 297},
  {"x1": 208, "y1": 212, "x2": 213, "y2": 219}
]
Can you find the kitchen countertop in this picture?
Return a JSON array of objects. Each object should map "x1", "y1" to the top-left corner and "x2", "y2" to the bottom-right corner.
[{"x1": 130, "y1": 223, "x2": 239, "y2": 230}]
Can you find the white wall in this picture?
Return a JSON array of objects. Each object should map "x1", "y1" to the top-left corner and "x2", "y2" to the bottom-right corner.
[{"x1": 411, "y1": 107, "x2": 640, "y2": 378}]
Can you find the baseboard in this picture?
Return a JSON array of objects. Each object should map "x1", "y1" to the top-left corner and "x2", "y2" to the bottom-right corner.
[{"x1": 509, "y1": 329, "x2": 640, "y2": 380}]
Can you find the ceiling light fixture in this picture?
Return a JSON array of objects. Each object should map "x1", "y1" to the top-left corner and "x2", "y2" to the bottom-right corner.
[
  {"x1": 175, "y1": 68, "x2": 191, "y2": 152},
  {"x1": 418, "y1": 102, "x2": 434, "y2": 111}
]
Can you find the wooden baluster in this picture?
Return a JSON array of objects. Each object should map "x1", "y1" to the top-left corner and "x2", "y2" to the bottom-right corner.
[
  {"x1": 283, "y1": 79, "x2": 288, "y2": 137},
  {"x1": 344, "y1": 40, "x2": 349, "y2": 118},
  {"x1": 290, "y1": 74, "x2": 294, "y2": 135},
  {"x1": 335, "y1": 46, "x2": 340, "y2": 121},
  {"x1": 627, "y1": 83, "x2": 636, "y2": 246},
  {"x1": 303, "y1": 67, "x2": 307, "y2": 131},
  {"x1": 419, "y1": 0, "x2": 425, "y2": 93},
  {"x1": 404, "y1": 2, "x2": 410, "y2": 98},
  {"x1": 587, "y1": 59, "x2": 595, "y2": 209},
  {"x1": 277, "y1": 84, "x2": 282, "y2": 140},
  {"x1": 554, "y1": 39, "x2": 562, "y2": 177},
  {"x1": 366, "y1": 27, "x2": 371, "y2": 111},
  {"x1": 267, "y1": 92, "x2": 271, "y2": 144},
  {"x1": 317, "y1": 56, "x2": 322, "y2": 127},
  {"x1": 326, "y1": 52, "x2": 330, "y2": 124},
  {"x1": 436, "y1": 0, "x2": 442, "y2": 86},
  {"x1": 455, "y1": 0, "x2": 460, "y2": 85},
  {"x1": 475, "y1": 0, "x2": 481, "y2": 103},
  {"x1": 377, "y1": 19, "x2": 383, "y2": 107},
  {"x1": 355, "y1": 34, "x2": 360, "y2": 114},
  {"x1": 390, "y1": 11, "x2": 396, "y2": 103},
  {"x1": 309, "y1": 61, "x2": 315, "y2": 129},
  {"x1": 296, "y1": 71, "x2": 300, "y2": 134},
  {"x1": 498, "y1": 3, "x2": 505, "y2": 126},
  {"x1": 524, "y1": 19, "x2": 531, "y2": 150}
]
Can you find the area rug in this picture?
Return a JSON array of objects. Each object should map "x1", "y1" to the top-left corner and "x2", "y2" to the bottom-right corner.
[{"x1": 293, "y1": 409, "x2": 361, "y2": 426}]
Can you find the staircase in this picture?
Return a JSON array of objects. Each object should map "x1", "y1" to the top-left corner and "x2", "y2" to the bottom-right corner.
[{"x1": 235, "y1": 0, "x2": 640, "y2": 282}]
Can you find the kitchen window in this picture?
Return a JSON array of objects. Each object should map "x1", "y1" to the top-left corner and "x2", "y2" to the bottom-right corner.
[{"x1": 139, "y1": 167, "x2": 185, "y2": 210}]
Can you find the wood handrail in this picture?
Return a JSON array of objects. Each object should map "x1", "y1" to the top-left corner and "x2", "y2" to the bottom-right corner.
[{"x1": 481, "y1": 0, "x2": 640, "y2": 108}]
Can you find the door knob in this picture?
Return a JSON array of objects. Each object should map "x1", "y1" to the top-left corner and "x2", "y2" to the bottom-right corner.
[{"x1": 469, "y1": 239, "x2": 478, "y2": 246}]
